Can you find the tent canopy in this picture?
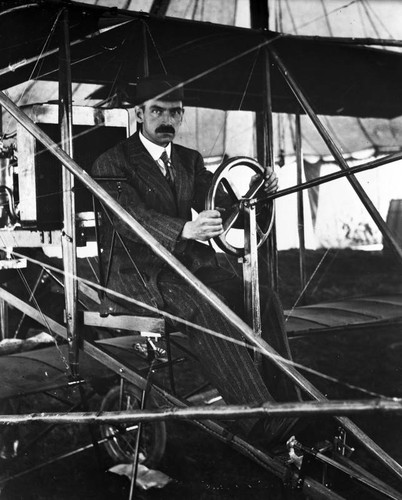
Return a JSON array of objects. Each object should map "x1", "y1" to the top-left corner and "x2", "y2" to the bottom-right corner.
[{"x1": 2, "y1": 1, "x2": 402, "y2": 119}]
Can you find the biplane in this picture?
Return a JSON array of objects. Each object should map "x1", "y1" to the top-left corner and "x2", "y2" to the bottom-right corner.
[{"x1": 0, "y1": 0, "x2": 401, "y2": 498}]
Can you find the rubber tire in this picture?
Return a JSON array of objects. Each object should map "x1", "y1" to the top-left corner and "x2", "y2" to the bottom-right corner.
[{"x1": 99, "y1": 384, "x2": 167, "y2": 468}]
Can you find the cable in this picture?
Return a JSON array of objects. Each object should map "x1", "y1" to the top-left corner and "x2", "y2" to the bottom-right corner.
[
  {"x1": 285, "y1": 248, "x2": 331, "y2": 320},
  {"x1": 319, "y1": 0, "x2": 334, "y2": 37},
  {"x1": 360, "y1": 0, "x2": 393, "y2": 39}
]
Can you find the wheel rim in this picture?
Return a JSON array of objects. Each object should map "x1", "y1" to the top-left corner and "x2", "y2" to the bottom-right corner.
[
  {"x1": 206, "y1": 156, "x2": 275, "y2": 256},
  {"x1": 99, "y1": 384, "x2": 166, "y2": 467}
]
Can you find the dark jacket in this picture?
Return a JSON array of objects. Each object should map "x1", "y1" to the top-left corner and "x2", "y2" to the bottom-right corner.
[{"x1": 91, "y1": 131, "x2": 219, "y2": 315}]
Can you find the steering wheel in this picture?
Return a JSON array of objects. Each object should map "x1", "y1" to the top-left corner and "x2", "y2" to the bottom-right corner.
[{"x1": 205, "y1": 157, "x2": 275, "y2": 256}]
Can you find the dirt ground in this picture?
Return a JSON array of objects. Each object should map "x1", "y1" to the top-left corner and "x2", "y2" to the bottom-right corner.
[{"x1": 0, "y1": 249, "x2": 401, "y2": 499}]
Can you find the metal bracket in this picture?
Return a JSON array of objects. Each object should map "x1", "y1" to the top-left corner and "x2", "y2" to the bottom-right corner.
[{"x1": 334, "y1": 427, "x2": 355, "y2": 458}]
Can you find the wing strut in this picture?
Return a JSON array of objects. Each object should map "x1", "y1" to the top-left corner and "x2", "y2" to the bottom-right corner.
[{"x1": 59, "y1": 7, "x2": 79, "y2": 379}]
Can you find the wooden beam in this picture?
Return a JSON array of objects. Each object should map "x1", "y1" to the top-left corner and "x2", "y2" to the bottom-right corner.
[{"x1": 1, "y1": 399, "x2": 401, "y2": 425}]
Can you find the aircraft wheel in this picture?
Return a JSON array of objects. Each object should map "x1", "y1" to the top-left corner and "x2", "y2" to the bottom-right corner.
[{"x1": 99, "y1": 384, "x2": 167, "y2": 467}]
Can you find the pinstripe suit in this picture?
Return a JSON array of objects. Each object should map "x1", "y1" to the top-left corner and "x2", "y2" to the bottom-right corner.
[{"x1": 92, "y1": 131, "x2": 295, "y2": 434}]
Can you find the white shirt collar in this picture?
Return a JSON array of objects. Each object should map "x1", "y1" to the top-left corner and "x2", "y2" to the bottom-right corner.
[{"x1": 139, "y1": 131, "x2": 171, "y2": 160}]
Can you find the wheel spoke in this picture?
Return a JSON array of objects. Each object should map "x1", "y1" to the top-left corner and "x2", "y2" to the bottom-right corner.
[
  {"x1": 222, "y1": 205, "x2": 240, "y2": 233},
  {"x1": 245, "y1": 176, "x2": 264, "y2": 200},
  {"x1": 221, "y1": 177, "x2": 241, "y2": 203},
  {"x1": 116, "y1": 433, "x2": 137, "y2": 453}
]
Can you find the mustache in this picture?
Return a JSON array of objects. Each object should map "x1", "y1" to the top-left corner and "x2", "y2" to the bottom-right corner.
[{"x1": 155, "y1": 125, "x2": 175, "y2": 134}]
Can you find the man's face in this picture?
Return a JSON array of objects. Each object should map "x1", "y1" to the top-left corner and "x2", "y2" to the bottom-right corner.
[{"x1": 136, "y1": 98, "x2": 184, "y2": 147}]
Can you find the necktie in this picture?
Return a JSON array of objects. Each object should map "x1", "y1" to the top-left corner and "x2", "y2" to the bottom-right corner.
[{"x1": 160, "y1": 150, "x2": 175, "y2": 188}]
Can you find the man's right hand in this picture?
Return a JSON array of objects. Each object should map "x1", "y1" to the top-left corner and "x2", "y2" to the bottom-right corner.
[{"x1": 181, "y1": 210, "x2": 223, "y2": 241}]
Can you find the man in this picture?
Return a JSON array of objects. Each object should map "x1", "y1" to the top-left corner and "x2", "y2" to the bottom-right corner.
[{"x1": 92, "y1": 75, "x2": 297, "y2": 443}]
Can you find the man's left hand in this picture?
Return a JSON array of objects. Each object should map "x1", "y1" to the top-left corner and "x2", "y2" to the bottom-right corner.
[{"x1": 250, "y1": 167, "x2": 278, "y2": 195}]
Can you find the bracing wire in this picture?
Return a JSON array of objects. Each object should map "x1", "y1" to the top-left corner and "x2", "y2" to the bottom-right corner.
[
  {"x1": 183, "y1": 0, "x2": 195, "y2": 19},
  {"x1": 275, "y1": 0, "x2": 283, "y2": 33},
  {"x1": 284, "y1": 248, "x2": 331, "y2": 321},
  {"x1": 232, "y1": 0, "x2": 238, "y2": 26},
  {"x1": 295, "y1": 0, "x2": 359, "y2": 32},
  {"x1": 191, "y1": 0, "x2": 200, "y2": 20},
  {"x1": 97, "y1": 197, "x2": 161, "y2": 310},
  {"x1": 207, "y1": 48, "x2": 260, "y2": 160},
  {"x1": 2, "y1": 7, "x2": 64, "y2": 135},
  {"x1": 307, "y1": 248, "x2": 340, "y2": 299},
  {"x1": 14, "y1": 267, "x2": 70, "y2": 371},
  {"x1": 16, "y1": 9, "x2": 64, "y2": 106},
  {"x1": 200, "y1": 0, "x2": 205, "y2": 22},
  {"x1": 141, "y1": 21, "x2": 168, "y2": 75},
  {"x1": 319, "y1": 0, "x2": 334, "y2": 37},
  {"x1": 0, "y1": 228, "x2": 70, "y2": 370},
  {"x1": 273, "y1": 112, "x2": 332, "y2": 313},
  {"x1": 360, "y1": 0, "x2": 393, "y2": 39},
  {"x1": 286, "y1": 112, "x2": 322, "y2": 157},
  {"x1": 357, "y1": 0, "x2": 370, "y2": 38},
  {"x1": 283, "y1": 0, "x2": 298, "y2": 34}
]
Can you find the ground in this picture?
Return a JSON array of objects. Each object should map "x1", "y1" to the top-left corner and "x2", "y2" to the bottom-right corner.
[{"x1": 0, "y1": 249, "x2": 401, "y2": 499}]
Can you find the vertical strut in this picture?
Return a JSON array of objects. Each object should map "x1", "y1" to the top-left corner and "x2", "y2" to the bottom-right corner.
[
  {"x1": 243, "y1": 202, "x2": 262, "y2": 368},
  {"x1": 250, "y1": 0, "x2": 278, "y2": 292},
  {"x1": 295, "y1": 113, "x2": 307, "y2": 300},
  {"x1": 59, "y1": 8, "x2": 79, "y2": 378},
  {"x1": 262, "y1": 47, "x2": 279, "y2": 292}
]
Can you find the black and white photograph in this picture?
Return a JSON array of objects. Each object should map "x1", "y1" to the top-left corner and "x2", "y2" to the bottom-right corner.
[{"x1": 0, "y1": 1, "x2": 401, "y2": 498}]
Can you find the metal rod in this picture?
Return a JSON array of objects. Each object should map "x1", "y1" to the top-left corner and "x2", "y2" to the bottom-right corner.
[
  {"x1": 263, "y1": 47, "x2": 279, "y2": 292},
  {"x1": 295, "y1": 113, "x2": 306, "y2": 300},
  {"x1": 0, "y1": 399, "x2": 401, "y2": 425},
  {"x1": 269, "y1": 45, "x2": 402, "y2": 263},
  {"x1": 129, "y1": 358, "x2": 154, "y2": 500},
  {"x1": 292, "y1": 438, "x2": 402, "y2": 500},
  {"x1": 14, "y1": 268, "x2": 46, "y2": 338},
  {"x1": 59, "y1": 8, "x2": 79, "y2": 378},
  {"x1": 336, "y1": 454, "x2": 402, "y2": 500},
  {"x1": 250, "y1": 0, "x2": 278, "y2": 294},
  {"x1": 258, "y1": 148, "x2": 402, "y2": 205},
  {"x1": 243, "y1": 204, "x2": 262, "y2": 369},
  {"x1": 0, "y1": 92, "x2": 401, "y2": 481},
  {"x1": 249, "y1": 4, "x2": 275, "y2": 340},
  {"x1": 282, "y1": 33, "x2": 402, "y2": 47},
  {"x1": 142, "y1": 22, "x2": 149, "y2": 78},
  {"x1": 0, "y1": 297, "x2": 7, "y2": 340}
]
